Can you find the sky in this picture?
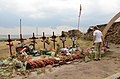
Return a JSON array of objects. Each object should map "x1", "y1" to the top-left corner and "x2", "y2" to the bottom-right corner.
[{"x1": 0, "y1": 0, "x2": 120, "y2": 35}]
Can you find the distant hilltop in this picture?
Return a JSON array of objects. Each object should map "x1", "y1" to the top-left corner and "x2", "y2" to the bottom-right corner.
[{"x1": 84, "y1": 21, "x2": 120, "y2": 44}]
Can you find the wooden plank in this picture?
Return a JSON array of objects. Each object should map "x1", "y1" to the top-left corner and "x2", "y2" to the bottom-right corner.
[
  {"x1": 104, "y1": 73, "x2": 120, "y2": 79},
  {"x1": 102, "y1": 12, "x2": 120, "y2": 39}
]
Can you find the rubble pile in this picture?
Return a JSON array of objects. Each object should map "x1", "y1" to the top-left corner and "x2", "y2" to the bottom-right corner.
[
  {"x1": 68, "y1": 29, "x2": 83, "y2": 38},
  {"x1": 84, "y1": 22, "x2": 120, "y2": 44},
  {"x1": 0, "y1": 44, "x2": 92, "y2": 79},
  {"x1": 62, "y1": 29, "x2": 83, "y2": 38}
]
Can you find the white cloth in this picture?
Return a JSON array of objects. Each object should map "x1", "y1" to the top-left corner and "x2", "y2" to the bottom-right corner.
[{"x1": 93, "y1": 30, "x2": 103, "y2": 43}]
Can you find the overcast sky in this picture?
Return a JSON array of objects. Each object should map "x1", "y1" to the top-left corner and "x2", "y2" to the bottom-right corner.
[{"x1": 0, "y1": 0, "x2": 120, "y2": 35}]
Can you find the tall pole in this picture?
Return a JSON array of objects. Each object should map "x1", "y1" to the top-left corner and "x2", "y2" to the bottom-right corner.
[
  {"x1": 43, "y1": 32, "x2": 45, "y2": 49},
  {"x1": 53, "y1": 32, "x2": 56, "y2": 49},
  {"x1": 36, "y1": 27, "x2": 38, "y2": 38},
  {"x1": 78, "y1": 4, "x2": 82, "y2": 30},
  {"x1": 20, "y1": 19, "x2": 22, "y2": 34}
]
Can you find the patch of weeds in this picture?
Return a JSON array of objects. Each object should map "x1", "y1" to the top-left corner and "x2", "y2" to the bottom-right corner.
[
  {"x1": 0, "y1": 56, "x2": 7, "y2": 60},
  {"x1": 101, "y1": 51, "x2": 112, "y2": 57},
  {"x1": 37, "y1": 71, "x2": 43, "y2": 75},
  {"x1": 101, "y1": 52, "x2": 108, "y2": 57}
]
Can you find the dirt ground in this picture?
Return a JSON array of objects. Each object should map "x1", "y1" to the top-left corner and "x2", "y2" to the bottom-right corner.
[{"x1": 11, "y1": 43, "x2": 120, "y2": 79}]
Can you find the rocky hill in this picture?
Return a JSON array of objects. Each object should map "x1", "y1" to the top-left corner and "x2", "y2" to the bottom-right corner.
[{"x1": 84, "y1": 21, "x2": 120, "y2": 44}]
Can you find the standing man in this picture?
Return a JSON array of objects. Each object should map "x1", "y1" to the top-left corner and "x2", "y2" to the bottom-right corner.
[{"x1": 93, "y1": 26, "x2": 103, "y2": 61}]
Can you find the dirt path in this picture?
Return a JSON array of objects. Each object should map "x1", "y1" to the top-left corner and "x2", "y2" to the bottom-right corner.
[{"x1": 12, "y1": 43, "x2": 120, "y2": 79}]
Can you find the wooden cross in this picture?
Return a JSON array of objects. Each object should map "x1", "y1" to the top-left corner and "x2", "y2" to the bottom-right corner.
[
  {"x1": 51, "y1": 32, "x2": 57, "y2": 49},
  {"x1": 29, "y1": 33, "x2": 38, "y2": 50},
  {"x1": 60, "y1": 31, "x2": 66, "y2": 48},
  {"x1": 41, "y1": 32, "x2": 46, "y2": 49},
  {"x1": 6, "y1": 34, "x2": 13, "y2": 56},
  {"x1": 17, "y1": 34, "x2": 26, "y2": 47}
]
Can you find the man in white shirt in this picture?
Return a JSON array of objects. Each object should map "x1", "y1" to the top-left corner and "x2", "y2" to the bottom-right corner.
[{"x1": 93, "y1": 26, "x2": 103, "y2": 61}]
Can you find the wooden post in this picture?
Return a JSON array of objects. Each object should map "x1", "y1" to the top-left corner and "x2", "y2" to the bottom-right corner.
[
  {"x1": 6, "y1": 34, "x2": 13, "y2": 56},
  {"x1": 102, "y1": 12, "x2": 120, "y2": 39}
]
